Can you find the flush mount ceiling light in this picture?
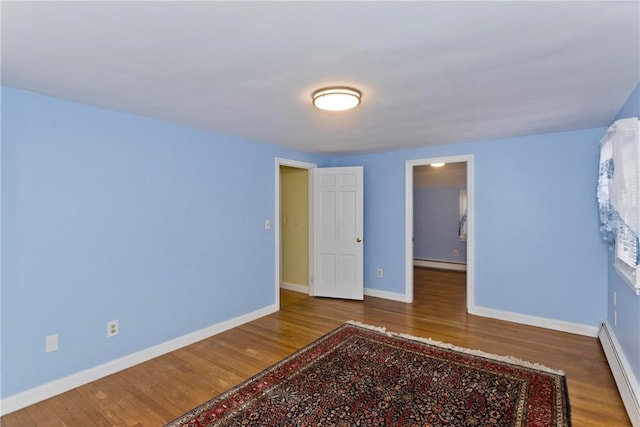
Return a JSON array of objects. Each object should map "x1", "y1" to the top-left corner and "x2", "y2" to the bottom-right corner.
[
  {"x1": 312, "y1": 86, "x2": 362, "y2": 111},
  {"x1": 430, "y1": 163, "x2": 446, "y2": 168}
]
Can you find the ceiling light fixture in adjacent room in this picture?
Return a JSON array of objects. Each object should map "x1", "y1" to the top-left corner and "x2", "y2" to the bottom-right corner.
[
  {"x1": 430, "y1": 163, "x2": 446, "y2": 168},
  {"x1": 312, "y1": 87, "x2": 362, "y2": 111}
]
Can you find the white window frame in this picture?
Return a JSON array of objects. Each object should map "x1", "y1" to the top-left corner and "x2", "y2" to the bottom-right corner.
[{"x1": 614, "y1": 222, "x2": 640, "y2": 295}]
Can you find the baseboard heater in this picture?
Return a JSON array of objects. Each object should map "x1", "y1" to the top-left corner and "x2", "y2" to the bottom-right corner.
[
  {"x1": 413, "y1": 259, "x2": 467, "y2": 272},
  {"x1": 599, "y1": 322, "x2": 640, "y2": 426}
]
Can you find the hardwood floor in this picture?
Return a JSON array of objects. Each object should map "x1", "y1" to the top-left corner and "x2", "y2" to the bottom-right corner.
[{"x1": 2, "y1": 268, "x2": 630, "y2": 426}]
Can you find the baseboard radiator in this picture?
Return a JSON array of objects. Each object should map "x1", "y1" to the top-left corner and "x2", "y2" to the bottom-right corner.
[
  {"x1": 413, "y1": 259, "x2": 467, "y2": 272},
  {"x1": 599, "y1": 321, "x2": 640, "y2": 426}
]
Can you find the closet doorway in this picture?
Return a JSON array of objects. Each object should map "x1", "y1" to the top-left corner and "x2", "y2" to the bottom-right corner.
[
  {"x1": 279, "y1": 165, "x2": 310, "y2": 294},
  {"x1": 275, "y1": 158, "x2": 315, "y2": 309}
]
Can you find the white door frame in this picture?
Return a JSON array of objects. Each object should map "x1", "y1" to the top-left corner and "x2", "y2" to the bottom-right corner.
[
  {"x1": 275, "y1": 158, "x2": 316, "y2": 310},
  {"x1": 405, "y1": 154, "x2": 475, "y2": 309}
]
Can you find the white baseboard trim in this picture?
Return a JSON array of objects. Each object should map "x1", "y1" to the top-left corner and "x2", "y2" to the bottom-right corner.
[
  {"x1": 468, "y1": 305, "x2": 599, "y2": 337},
  {"x1": 599, "y1": 321, "x2": 640, "y2": 426},
  {"x1": 0, "y1": 304, "x2": 279, "y2": 416},
  {"x1": 414, "y1": 259, "x2": 467, "y2": 272},
  {"x1": 364, "y1": 287, "x2": 411, "y2": 303},
  {"x1": 280, "y1": 282, "x2": 308, "y2": 294}
]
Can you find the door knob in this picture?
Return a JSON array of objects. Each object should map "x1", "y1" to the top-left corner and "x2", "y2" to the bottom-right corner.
[{"x1": 356, "y1": 237, "x2": 362, "y2": 243}]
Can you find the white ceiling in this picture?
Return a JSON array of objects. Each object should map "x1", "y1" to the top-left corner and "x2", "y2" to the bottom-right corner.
[{"x1": 2, "y1": 1, "x2": 638, "y2": 154}]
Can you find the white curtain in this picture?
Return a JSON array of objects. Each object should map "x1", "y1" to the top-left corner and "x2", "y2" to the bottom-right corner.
[
  {"x1": 598, "y1": 117, "x2": 639, "y2": 267},
  {"x1": 610, "y1": 118, "x2": 639, "y2": 235},
  {"x1": 458, "y1": 189, "x2": 468, "y2": 241}
]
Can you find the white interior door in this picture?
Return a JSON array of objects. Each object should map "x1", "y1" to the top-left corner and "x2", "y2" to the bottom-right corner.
[{"x1": 312, "y1": 166, "x2": 364, "y2": 300}]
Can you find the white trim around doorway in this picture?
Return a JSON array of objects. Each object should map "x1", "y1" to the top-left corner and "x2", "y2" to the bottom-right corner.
[
  {"x1": 275, "y1": 158, "x2": 316, "y2": 310},
  {"x1": 405, "y1": 155, "x2": 475, "y2": 309}
]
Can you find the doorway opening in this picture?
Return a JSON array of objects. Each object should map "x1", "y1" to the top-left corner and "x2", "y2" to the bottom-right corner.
[
  {"x1": 405, "y1": 155, "x2": 474, "y2": 310},
  {"x1": 275, "y1": 158, "x2": 315, "y2": 310},
  {"x1": 275, "y1": 160, "x2": 366, "y2": 307}
]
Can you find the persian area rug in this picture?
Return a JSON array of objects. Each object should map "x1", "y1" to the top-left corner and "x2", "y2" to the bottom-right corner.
[{"x1": 166, "y1": 322, "x2": 570, "y2": 427}]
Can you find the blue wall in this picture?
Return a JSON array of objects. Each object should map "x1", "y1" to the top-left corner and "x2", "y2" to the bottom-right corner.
[
  {"x1": 609, "y1": 82, "x2": 640, "y2": 381},
  {"x1": 1, "y1": 87, "x2": 327, "y2": 398},
  {"x1": 414, "y1": 186, "x2": 467, "y2": 263},
  {"x1": 333, "y1": 127, "x2": 608, "y2": 326},
  {"x1": 1, "y1": 84, "x2": 620, "y2": 401}
]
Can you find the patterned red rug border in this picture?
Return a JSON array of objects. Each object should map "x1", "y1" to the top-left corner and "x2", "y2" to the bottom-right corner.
[
  {"x1": 347, "y1": 321, "x2": 566, "y2": 375},
  {"x1": 166, "y1": 321, "x2": 571, "y2": 426}
]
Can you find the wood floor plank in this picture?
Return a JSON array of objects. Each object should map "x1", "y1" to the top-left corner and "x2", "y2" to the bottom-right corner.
[
  {"x1": 2, "y1": 407, "x2": 36, "y2": 427},
  {"x1": 0, "y1": 268, "x2": 631, "y2": 426},
  {"x1": 22, "y1": 403, "x2": 56, "y2": 427}
]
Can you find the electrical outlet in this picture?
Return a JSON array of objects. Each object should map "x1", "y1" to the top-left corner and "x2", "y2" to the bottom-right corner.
[
  {"x1": 107, "y1": 320, "x2": 119, "y2": 337},
  {"x1": 376, "y1": 268, "x2": 383, "y2": 278},
  {"x1": 264, "y1": 219, "x2": 271, "y2": 230},
  {"x1": 45, "y1": 334, "x2": 59, "y2": 353},
  {"x1": 453, "y1": 250, "x2": 459, "y2": 257}
]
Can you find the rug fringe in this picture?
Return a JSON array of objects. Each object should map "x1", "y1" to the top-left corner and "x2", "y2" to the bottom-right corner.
[
  {"x1": 345, "y1": 320, "x2": 565, "y2": 376},
  {"x1": 346, "y1": 320, "x2": 387, "y2": 333}
]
